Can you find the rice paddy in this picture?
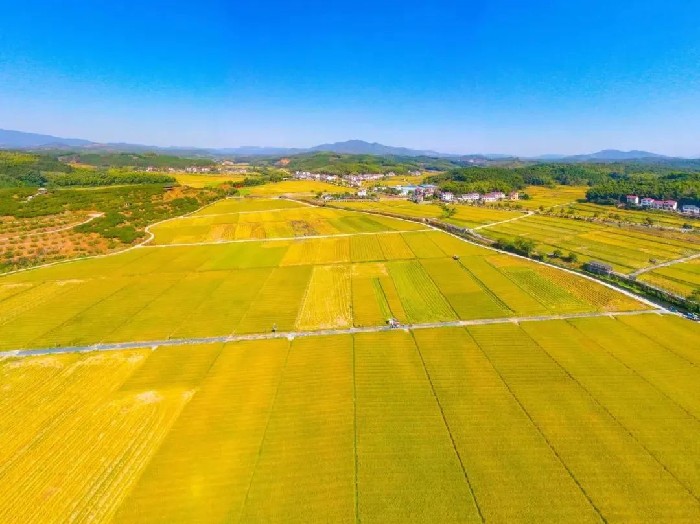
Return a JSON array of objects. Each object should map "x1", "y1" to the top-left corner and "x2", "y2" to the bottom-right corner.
[
  {"x1": 638, "y1": 258, "x2": 700, "y2": 297},
  {"x1": 338, "y1": 199, "x2": 522, "y2": 229},
  {"x1": 482, "y1": 213, "x2": 700, "y2": 273},
  {"x1": 2, "y1": 196, "x2": 698, "y2": 523},
  {"x1": 517, "y1": 185, "x2": 588, "y2": 209},
  {"x1": 2, "y1": 314, "x2": 699, "y2": 523},
  {"x1": 0, "y1": 200, "x2": 645, "y2": 352}
]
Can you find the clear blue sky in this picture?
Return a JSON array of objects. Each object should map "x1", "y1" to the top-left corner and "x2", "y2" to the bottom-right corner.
[{"x1": 1, "y1": 0, "x2": 699, "y2": 156}]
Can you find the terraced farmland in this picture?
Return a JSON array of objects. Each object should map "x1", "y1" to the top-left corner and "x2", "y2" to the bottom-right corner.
[
  {"x1": 2, "y1": 314, "x2": 699, "y2": 523},
  {"x1": 0, "y1": 201, "x2": 645, "y2": 352}
]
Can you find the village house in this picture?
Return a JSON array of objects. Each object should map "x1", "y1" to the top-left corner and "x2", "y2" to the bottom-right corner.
[
  {"x1": 682, "y1": 204, "x2": 700, "y2": 215},
  {"x1": 652, "y1": 200, "x2": 678, "y2": 211},
  {"x1": 357, "y1": 189, "x2": 368, "y2": 198},
  {"x1": 396, "y1": 184, "x2": 418, "y2": 196},
  {"x1": 626, "y1": 195, "x2": 640, "y2": 205},
  {"x1": 459, "y1": 192, "x2": 481, "y2": 203},
  {"x1": 417, "y1": 184, "x2": 438, "y2": 197},
  {"x1": 509, "y1": 191, "x2": 519, "y2": 200},
  {"x1": 585, "y1": 260, "x2": 613, "y2": 275},
  {"x1": 640, "y1": 197, "x2": 655, "y2": 207},
  {"x1": 440, "y1": 192, "x2": 455, "y2": 202},
  {"x1": 481, "y1": 191, "x2": 505, "y2": 203}
]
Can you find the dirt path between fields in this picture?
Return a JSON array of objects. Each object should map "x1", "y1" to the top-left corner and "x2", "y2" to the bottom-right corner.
[
  {"x1": 472, "y1": 211, "x2": 534, "y2": 230},
  {"x1": 630, "y1": 253, "x2": 700, "y2": 277},
  {"x1": 2, "y1": 309, "x2": 667, "y2": 358}
]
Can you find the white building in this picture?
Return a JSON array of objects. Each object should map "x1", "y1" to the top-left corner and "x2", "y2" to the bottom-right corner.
[
  {"x1": 440, "y1": 192, "x2": 455, "y2": 202},
  {"x1": 682, "y1": 205, "x2": 700, "y2": 215}
]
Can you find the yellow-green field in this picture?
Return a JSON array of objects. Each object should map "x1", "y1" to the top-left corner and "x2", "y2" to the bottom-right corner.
[
  {"x1": 481, "y1": 213, "x2": 700, "y2": 273},
  {"x1": 151, "y1": 200, "x2": 426, "y2": 244},
  {"x1": 638, "y1": 258, "x2": 700, "y2": 297},
  {"x1": 3, "y1": 196, "x2": 698, "y2": 523},
  {"x1": 519, "y1": 185, "x2": 588, "y2": 209},
  {"x1": 174, "y1": 174, "x2": 246, "y2": 187},
  {"x1": 244, "y1": 179, "x2": 342, "y2": 195},
  {"x1": 2, "y1": 314, "x2": 699, "y2": 523},
  {"x1": 339, "y1": 199, "x2": 521, "y2": 229},
  {"x1": 0, "y1": 200, "x2": 645, "y2": 352},
  {"x1": 570, "y1": 202, "x2": 699, "y2": 228}
]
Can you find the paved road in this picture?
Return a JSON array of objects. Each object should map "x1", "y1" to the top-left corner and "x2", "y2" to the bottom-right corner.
[
  {"x1": 2, "y1": 309, "x2": 666, "y2": 358},
  {"x1": 630, "y1": 252, "x2": 700, "y2": 277}
]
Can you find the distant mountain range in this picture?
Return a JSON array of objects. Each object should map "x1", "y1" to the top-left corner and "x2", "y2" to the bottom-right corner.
[{"x1": 0, "y1": 128, "x2": 692, "y2": 162}]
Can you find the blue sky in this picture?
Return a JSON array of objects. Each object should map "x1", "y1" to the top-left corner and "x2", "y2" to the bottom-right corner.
[{"x1": 1, "y1": 0, "x2": 699, "y2": 155}]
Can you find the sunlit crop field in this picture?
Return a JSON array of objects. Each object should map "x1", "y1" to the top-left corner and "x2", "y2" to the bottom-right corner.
[
  {"x1": 570, "y1": 201, "x2": 699, "y2": 228},
  {"x1": 339, "y1": 199, "x2": 521, "y2": 229},
  {"x1": 0, "y1": 212, "x2": 644, "y2": 351},
  {"x1": 173, "y1": 174, "x2": 245, "y2": 187},
  {"x1": 483, "y1": 213, "x2": 700, "y2": 273},
  {"x1": 151, "y1": 200, "x2": 426, "y2": 244},
  {"x1": 639, "y1": 259, "x2": 700, "y2": 297},
  {"x1": 518, "y1": 185, "x2": 588, "y2": 209},
  {"x1": 2, "y1": 314, "x2": 699, "y2": 523},
  {"x1": 244, "y1": 180, "x2": 343, "y2": 195}
]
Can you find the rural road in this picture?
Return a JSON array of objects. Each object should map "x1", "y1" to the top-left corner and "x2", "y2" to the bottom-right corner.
[
  {"x1": 631, "y1": 252, "x2": 700, "y2": 277},
  {"x1": 472, "y1": 211, "x2": 533, "y2": 230},
  {"x1": 2, "y1": 309, "x2": 666, "y2": 358},
  {"x1": 144, "y1": 227, "x2": 433, "y2": 248}
]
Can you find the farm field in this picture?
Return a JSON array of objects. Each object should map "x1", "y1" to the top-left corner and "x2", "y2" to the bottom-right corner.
[
  {"x1": 2, "y1": 315, "x2": 700, "y2": 523},
  {"x1": 482, "y1": 213, "x2": 700, "y2": 273},
  {"x1": 174, "y1": 174, "x2": 245, "y2": 187},
  {"x1": 338, "y1": 199, "x2": 521, "y2": 229},
  {"x1": 570, "y1": 202, "x2": 699, "y2": 229},
  {"x1": 518, "y1": 185, "x2": 588, "y2": 209},
  {"x1": 244, "y1": 179, "x2": 343, "y2": 196},
  {"x1": 151, "y1": 199, "x2": 426, "y2": 244},
  {"x1": 638, "y1": 258, "x2": 700, "y2": 297},
  {"x1": 0, "y1": 200, "x2": 645, "y2": 352}
]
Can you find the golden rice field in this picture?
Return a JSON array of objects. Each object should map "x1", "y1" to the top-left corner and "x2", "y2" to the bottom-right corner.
[
  {"x1": 338, "y1": 199, "x2": 521, "y2": 229},
  {"x1": 518, "y1": 185, "x2": 588, "y2": 209},
  {"x1": 173, "y1": 174, "x2": 246, "y2": 188},
  {"x1": 638, "y1": 259, "x2": 700, "y2": 297},
  {"x1": 2, "y1": 314, "x2": 699, "y2": 523},
  {"x1": 243, "y1": 179, "x2": 342, "y2": 196},
  {"x1": 151, "y1": 200, "x2": 426, "y2": 244},
  {"x1": 570, "y1": 202, "x2": 699, "y2": 228},
  {"x1": 0, "y1": 200, "x2": 646, "y2": 352},
  {"x1": 482, "y1": 213, "x2": 700, "y2": 273}
]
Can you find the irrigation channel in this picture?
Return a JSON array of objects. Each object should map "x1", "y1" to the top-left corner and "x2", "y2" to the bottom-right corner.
[{"x1": 3, "y1": 309, "x2": 667, "y2": 358}]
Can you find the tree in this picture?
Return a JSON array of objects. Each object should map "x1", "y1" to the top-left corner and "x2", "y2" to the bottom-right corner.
[
  {"x1": 567, "y1": 252, "x2": 578, "y2": 263},
  {"x1": 552, "y1": 249, "x2": 563, "y2": 259},
  {"x1": 439, "y1": 203, "x2": 457, "y2": 219}
]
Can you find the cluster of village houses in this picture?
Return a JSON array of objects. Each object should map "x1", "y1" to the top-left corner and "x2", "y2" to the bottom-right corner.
[
  {"x1": 293, "y1": 171, "x2": 391, "y2": 187},
  {"x1": 626, "y1": 195, "x2": 699, "y2": 215},
  {"x1": 395, "y1": 184, "x2": 519, "y2": 204}
]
